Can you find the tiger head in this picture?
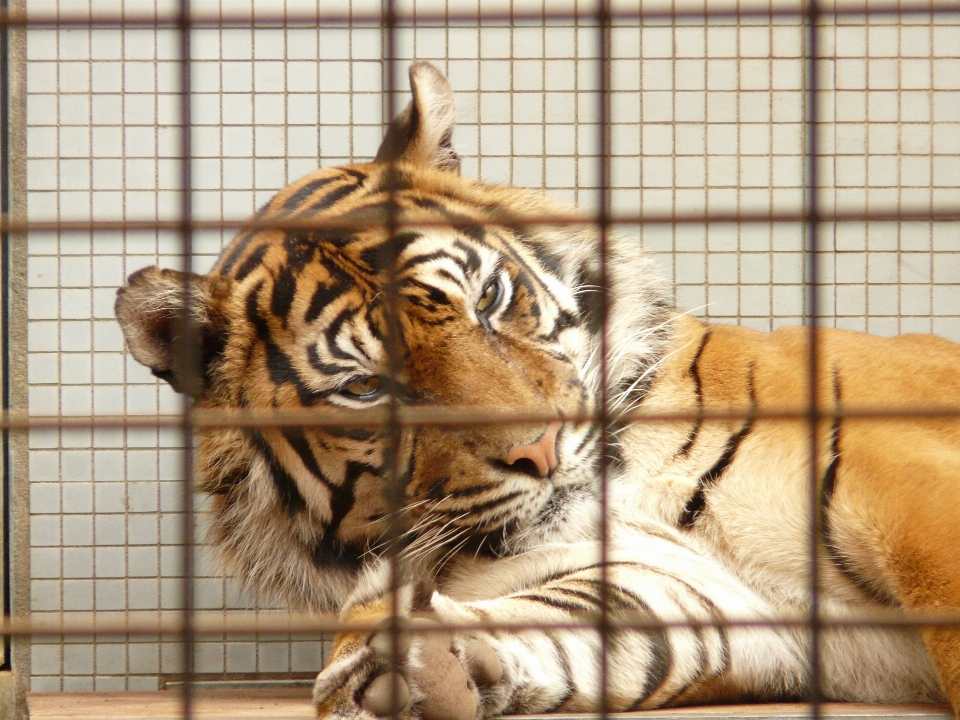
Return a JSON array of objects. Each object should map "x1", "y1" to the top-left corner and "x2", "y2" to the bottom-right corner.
[{"x1": 115, "y1": 61, "x2": 674, "y2": 610}]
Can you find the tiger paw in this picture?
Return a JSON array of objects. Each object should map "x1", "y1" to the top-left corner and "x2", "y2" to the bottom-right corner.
[{"x1": 313, "y1": 613, "x2": 502, "y2": 720}]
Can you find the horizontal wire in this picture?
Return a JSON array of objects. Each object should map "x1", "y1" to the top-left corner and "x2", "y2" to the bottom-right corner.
[
  {"x1": 2, "y1": 2, "x2": 959, "y2": 28},
  {"x1": 4, "y1": 207, "x2": 960, "y2": 239},
  {"x1": 6, "y1": 403, "x2": 960, "y2": 431},
  {"x1": 5, "y1": 607, "x2": 960, "y2": 638}
]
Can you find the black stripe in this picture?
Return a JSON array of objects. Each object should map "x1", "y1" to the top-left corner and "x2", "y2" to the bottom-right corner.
[
  {"x1": 404, "y1": 278, "x2": 451, "y2": 307},
  {"x1": 484, "y1": 228, "x2": 562, "y2": 313},
  {"x1": 359, "y1": 232, "x2": 422, "y2": 273},
  {"x1": 543, "y1": 637, "x2": 577, "y2": 712},
  {"x1": 218, "y1": 229, "x2": 257, "y2": 275},
  {"x1": 676, "y1": 330, "x2": 711, "y2": 458},
  {"x1": 572, "y1": 580, "x2": 672, "y2": 707},
  {"x1": 395, "y1": 249, "x2": 451, "y2": 275},
  {"x1": 282, "y1": 175, "x2": 339, "y2": 210},
  {"x1": 524, "y1": 240, "x2": 565, "y2": 279},
  {"x1": 283, "y1": 231, "x2": 320, "y2": 271},
  {"x1": 432, "y1": 490, "x2": 526, "y2": 517},
  {"x1": 280, "y1": 428, "x2": 336, "y2": 490},
  {"x1": 514, "y1": 592, "x2": 593, "y2": 613},
  {"x1": 201, "y1": 468, "x2": 246, "y2": 496},
  {"x1": 308, "y1": 182, "x2": 361, "y2": 213},
  {"x1": 245, "y1": 285, "x2": 329, "y2": 404},
  {"x1": 451, "y1": 238, "x2": 483, "y2": 274},
  {"x1": 435, "y1": 268, "x2": 467, "y2": 292},
  {"x1": 602, "y1": 586, "x2": 672, "y2": 709},
  {"x1": 549, "y1": 585, "x2": 602, "y2": 607},
  {"x1": 411, "y1": 196, "x2": 450, "y2": 214},
  {"x1": 305, "y1": 345, "x2": 353, "y2": 377},
  {"x1": 343, "y1": 168, "x2": 367, "y2": 183},
  {"x1": 429, "y1": 481, "x2": 500, "y2": 501},
  {"x1": 820, "y1": 367, "x2": 842, "y2": 509},
  {"x1": 234, "y1": 243, "x2": 270, "y2": 282},
  {"x1": 250, "y1": 431, "x2": 307, "y2": 515},
  {"x1": 536, "y1": 563, "x2": 730, "y2": 696},
  {"x1": 573, "y1": 422, "x2": 600, "y2": 457},
  {"x1": 819, "y1": 372, "x2": 890, "y2": 603},
  {"x1": 270, "y1": 266, "x2": 297, "y2": 324},
  {"x1": 656, "y1": 572, "x2": 730, "y2": 680},
  {"x1": 535, "y1": 560, "x2": 640, "y2": 587},
  {"x1": 305, "y1": 277, "x2": 348, "y2": 324},
  {"x1": 312, "y1": 538, "x2": 363, "y2": 569},
  {"x1": 323, "y1": 426, "x2": 380, "y2": 441},
  {"x1": 577, "y1": 577, "x2": 654, "y2": 613},
  {"x1": 324, "y1": 306, "x2": 363, "y2": 361},
  {"x1": 679, "y1": 364, "x2": 756, "y2": 527},
  {"x1": 281, "y1": 428, "x2": 362, "y2": 535}
]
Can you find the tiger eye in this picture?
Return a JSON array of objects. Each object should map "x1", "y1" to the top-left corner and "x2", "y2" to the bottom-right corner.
[
  {"x1": 344, "y1": 377, "x2": 381, "y2": 397},
  {"x1": 477, "y1": 280, "x2": 499, "y2": 314}
]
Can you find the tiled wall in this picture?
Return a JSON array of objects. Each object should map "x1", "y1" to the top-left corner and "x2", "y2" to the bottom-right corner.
[{"x1": 21, "y1": 0, "x2": 960, "y2": 691}]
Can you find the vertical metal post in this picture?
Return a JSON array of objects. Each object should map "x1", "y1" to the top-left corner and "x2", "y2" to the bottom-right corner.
[
  {"x1": 175, "y1": 1, "x2": 197, "y2": 717},
  {"x1": 381, "y1": 2, "x2": 406, "y2": 718},
  {"x1": 804, "y1": 0, "x2": 823, "y2": 717},
  {"x1": 595, "y1": 0, "x2": 612, "y2": 715},
  {"x1": 0, "y1": 0, "x2": 12, "y2": 673}
]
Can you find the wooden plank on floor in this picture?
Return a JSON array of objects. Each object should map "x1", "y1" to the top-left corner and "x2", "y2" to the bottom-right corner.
[
  {"x1": 27, "y1": 688, "x2": 316, "y2": 720},
  {"x1": 27, "y1": 692, "x2": 955, "y2": 720},
  {"x1": 514, "y1": 705, "x2": 955, "y2": 720}
]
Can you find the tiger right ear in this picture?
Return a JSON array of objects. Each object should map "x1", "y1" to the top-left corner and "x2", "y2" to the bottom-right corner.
[
  {"x1": 115, "y1": 266, "x2": 233, "y2": 397},
  {"x1": 375, "y1": 61, "x2": 459, "y2": 173}
]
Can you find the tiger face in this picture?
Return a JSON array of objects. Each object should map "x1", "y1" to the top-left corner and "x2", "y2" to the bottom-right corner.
[{"x1": 115, "y1": 62, "x2": 645, "y2": 610}]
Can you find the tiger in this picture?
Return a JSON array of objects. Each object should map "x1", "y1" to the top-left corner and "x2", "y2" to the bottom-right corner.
[{"x1": 115, "y1": 61, "x2": 960, "y2": 719}]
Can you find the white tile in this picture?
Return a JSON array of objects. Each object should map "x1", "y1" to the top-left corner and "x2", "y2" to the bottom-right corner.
[
  {"x1": 257, "y1": 642, "x2": 290, "y2": 672},
  {"x1": 95, "y1": 676, "x2": 127, "y2": 691},
  {"x1": 31, "y1": 581, "x2": 61, "y2": 612},
  {"x1": 62, "y1": 677, "x2": 94, "y2": 691},
  {"x1": 62, "y1": 515, "x2": 93, "y2": 546},
  {"x1": 95, "y1": 544, "x2": 127, "y2": 580},
  {"x1": 128, "y1": 642, "x2": 161, "y2": 674},
  {"x1": 62, "y1": 483, "x2": 93, "y2": 514},
  {"x1": 31, "y1": 644, "x2": 63, "y2": 676},
  {"x1": 95, "y1": 579, "x2": 127, "y2": 610},
  {"x1": 291, "y1": 642, "x2": 323, "y2": 673},
  {"x1": 94, "y1": 483, "x2": 125, "y2": 514},
  {"x1": 30, "y1": 515, "x2": 61, "y2": 548},
  {"x1": 31, "y1": 548, "x2": 61, "y2": 579},
  {"x1": 63, "y1": 644, "x2": 95, "y2": 676}
]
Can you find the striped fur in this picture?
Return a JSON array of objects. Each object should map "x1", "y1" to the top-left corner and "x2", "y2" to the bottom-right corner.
[{"x1": 116, "y1": 62, "x2": 959, "y2": 718}]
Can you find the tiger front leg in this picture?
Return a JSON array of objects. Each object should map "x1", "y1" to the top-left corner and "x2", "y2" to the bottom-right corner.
[{"x1": 313, "y1": 595, "x2": 504, "y2": 720}]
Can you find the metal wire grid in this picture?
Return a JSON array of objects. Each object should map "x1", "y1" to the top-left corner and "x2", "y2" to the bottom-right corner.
[{"x1": 5, "y1": 0, "x2": 960, "y2": 713}]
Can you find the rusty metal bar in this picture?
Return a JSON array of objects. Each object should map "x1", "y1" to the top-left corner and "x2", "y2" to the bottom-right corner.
[
  {"x1": 2, "y1": 3, "x2": 959, "y2": 28},
  {"x1": 0, "y1": 404, "x2": 959, "y2": 431},
  {"x1": 4, "y1": 207, "x2": 960, "y2": 235},
  {"x1": 803, "y1": 0, "x2": 825, "y2": 714},
  {"x1": 4, "y1": 608, "x2": 960, "y2": 639}
]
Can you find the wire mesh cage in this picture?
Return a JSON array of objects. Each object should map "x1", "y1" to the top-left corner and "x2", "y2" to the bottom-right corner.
[{"x1": 3, "y1": 0, "x2": 960, "y2": 718}]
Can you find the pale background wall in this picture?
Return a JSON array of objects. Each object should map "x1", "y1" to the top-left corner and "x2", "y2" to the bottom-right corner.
[{"x1": 19, "y1": 0, "x2": 960, "y2": 691}]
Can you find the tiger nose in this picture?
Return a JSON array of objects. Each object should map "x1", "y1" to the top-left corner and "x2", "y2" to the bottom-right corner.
[{"x1": 505, "y1": 421, "x2": 563, "y2": 477}]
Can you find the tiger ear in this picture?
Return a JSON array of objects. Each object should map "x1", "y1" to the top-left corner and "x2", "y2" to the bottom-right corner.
[
  {"x1": 375, "y1": 61, "x2": 459, "y2": 173},
  {"x1": 115, "y1": 266, "x2": 233, "y2": 397}
]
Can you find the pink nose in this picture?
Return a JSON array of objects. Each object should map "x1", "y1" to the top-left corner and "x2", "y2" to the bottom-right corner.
[{"x1": 505, "y1": 421, "x2": 563, "y2": 477}]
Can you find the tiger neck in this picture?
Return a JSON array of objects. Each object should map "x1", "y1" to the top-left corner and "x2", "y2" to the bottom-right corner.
[{"x1": 596, "y1": 244, "x2": 681, "y2": 412}]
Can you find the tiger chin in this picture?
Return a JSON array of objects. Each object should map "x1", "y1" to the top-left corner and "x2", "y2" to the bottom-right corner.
[{"x1": 116, "y1": 61, "x2": 960, "y2": 719}]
